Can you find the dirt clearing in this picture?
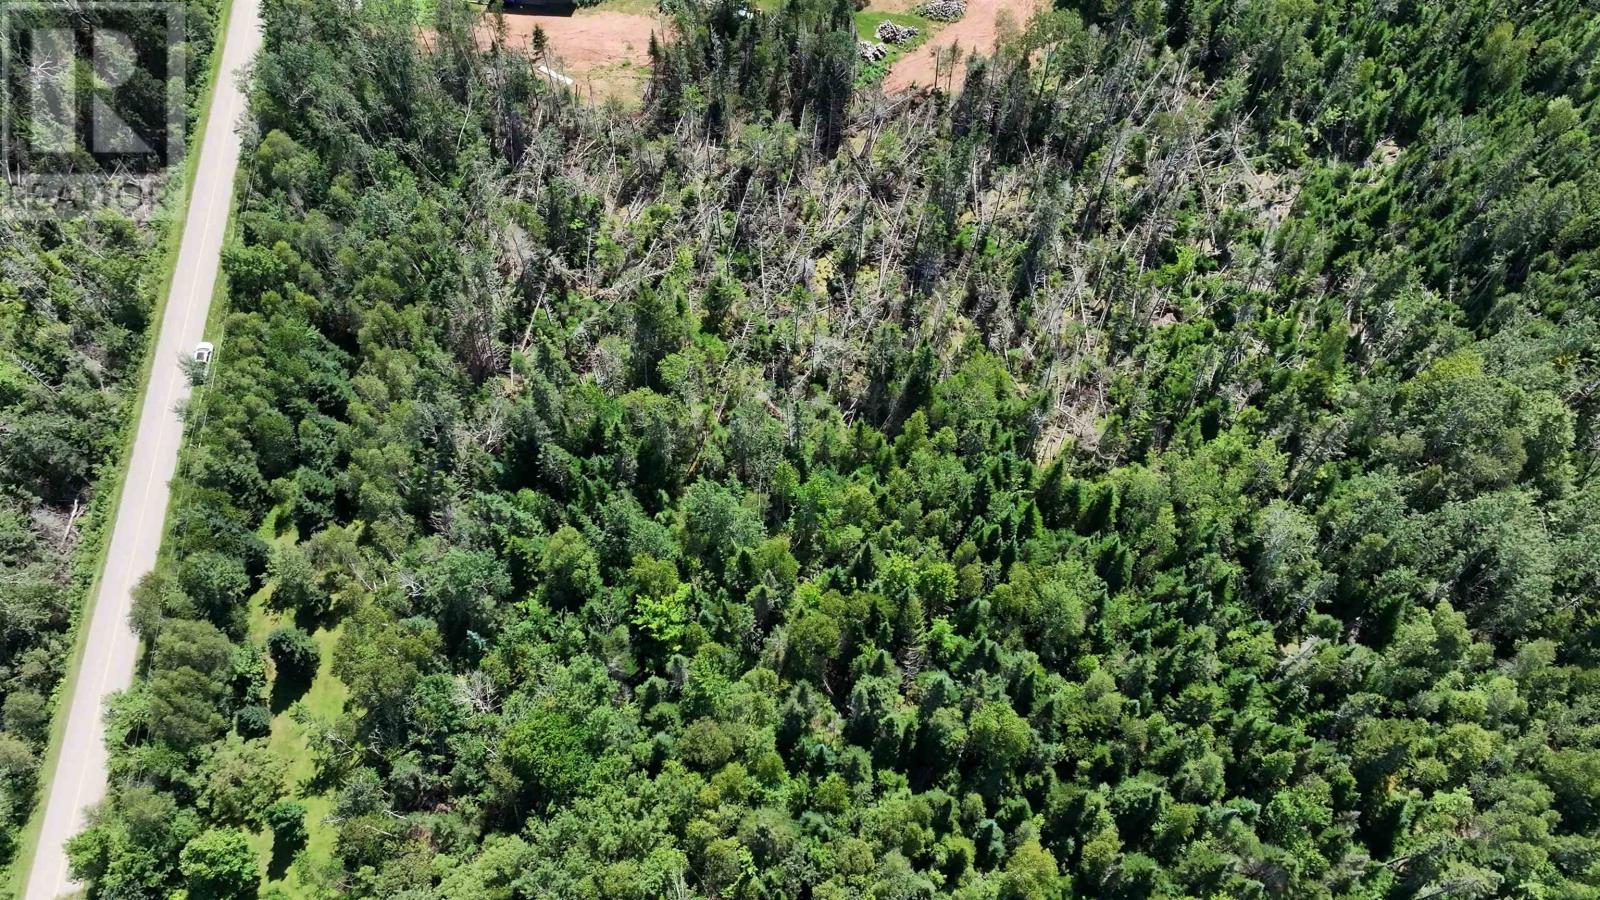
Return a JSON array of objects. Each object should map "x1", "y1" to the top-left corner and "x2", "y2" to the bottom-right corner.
[
  {"x1": 883, "y1": 0, "x2": 1042, "y2": 93},
  {"x1": 492, "y1": 8, "x2": 666, "y2": 104}
]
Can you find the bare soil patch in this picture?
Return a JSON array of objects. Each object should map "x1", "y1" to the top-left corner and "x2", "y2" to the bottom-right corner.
[
  {"x1": 493, "y1": 7, "x2": 665, "y2": 104},
  {"x1": 882, "y1": 0, "x2": 1041, "y2": 93}
]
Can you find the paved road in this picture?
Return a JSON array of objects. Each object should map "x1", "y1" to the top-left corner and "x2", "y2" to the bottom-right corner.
[{"x1": 22, "y1": 0, "x2": 262, "y2": 895}]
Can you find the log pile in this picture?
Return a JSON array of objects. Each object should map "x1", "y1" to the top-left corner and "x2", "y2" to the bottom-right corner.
[
  {"x1": 876, "y1": 21, "x2": 919, "y2": 44},
  {"x1": 919, "y1": 0, "x2": 965, "y2": 20}
]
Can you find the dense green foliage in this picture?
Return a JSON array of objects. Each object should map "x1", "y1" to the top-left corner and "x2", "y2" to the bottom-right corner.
[
  {"x1": 70, "y1": 0, "x2": 1600, "y2": 897},
  {"x1": 0, "y1": 0, "x2": 219, "y2": 874}
]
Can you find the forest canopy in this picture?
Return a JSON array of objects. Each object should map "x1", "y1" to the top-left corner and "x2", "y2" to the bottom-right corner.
[{"x1": 63, "y1": 0, "x2": 1600, "y2": 897}]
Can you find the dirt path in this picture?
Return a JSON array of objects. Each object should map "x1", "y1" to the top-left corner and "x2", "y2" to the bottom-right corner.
[{"x1": 884, "y1": 0, "x2": 1040, "y2": 93}]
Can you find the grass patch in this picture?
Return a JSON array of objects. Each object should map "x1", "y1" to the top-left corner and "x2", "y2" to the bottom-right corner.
[
  {"x1": 248, "y1": 617, "x2": 347, "y2": 893},
  {"x1": 856, "y1": 9, "x2": 929, "y2": 32},
  {"x1": 246, "y1": 513, "x2": 348, "y2": 895},
  {"x1": 587, "y1": 0, "x2": 662, "y2": 16},
  {"x1": 5, "y1": 0, "x2": 239, "y2": 890},
  {"x1": 853, "y1": 9, "x2": 936, "y2": 85}
]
